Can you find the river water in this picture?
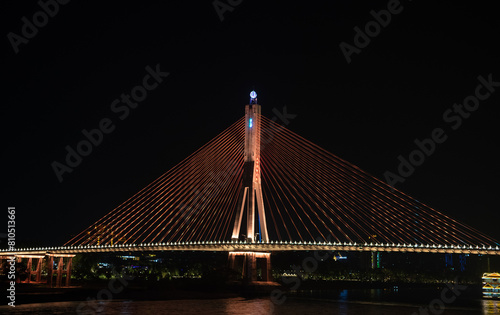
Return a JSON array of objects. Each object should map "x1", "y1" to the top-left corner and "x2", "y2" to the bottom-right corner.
[{"x1": 2, "y1": 288, "x2": 500, "y2": 314}]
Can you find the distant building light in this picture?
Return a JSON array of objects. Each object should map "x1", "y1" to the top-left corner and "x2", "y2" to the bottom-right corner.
[
  {"x1": 98, "y1": 262, "x2": 111, "y2": 268},
  {"x1": 249, "y1": 118, "x2": 253, "y2": 128}
]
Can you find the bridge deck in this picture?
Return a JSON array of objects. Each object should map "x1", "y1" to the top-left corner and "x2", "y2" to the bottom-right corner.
[{"x1": 2, "y1": 242, "x2": 500, "y2": 256}]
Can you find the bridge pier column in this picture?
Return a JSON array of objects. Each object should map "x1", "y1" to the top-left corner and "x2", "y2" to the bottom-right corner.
[
  {"x1": 26, "y1": 258, "x2": 32, "y2": 284},
  {"x1": 56, "y1": 257, "x2": 63, "y2": 287},
  {"x1": 228, "y1": 252, "x2": 237, "y2": 271},
  {"x1": 10, "y1": 254, "x2": 73, "y2": 287},
  {"x1": 25, "y1": 257, "x2": 43, "y2": 283},
  {"x1": 46, "y1": 254, "x2": 75, "y2": 287},
  {"x1": 47, "y1": 256, "x2": 54, "y2": 287},
  {"x1": 247, "y1": 253, "x2": 257, "y2": 282},
  {"x1": 36, "y1": 257, "x2": 43, "y2": 283},
  {"x1": 228, "y1": 251, "x2": 272, "y2": 283},
  {"x1": 11, "y1": 255, "x2": 45, "y2": 284},
  {"x1": 66, "y1": 257, "x2": 73, "y2": 287}
]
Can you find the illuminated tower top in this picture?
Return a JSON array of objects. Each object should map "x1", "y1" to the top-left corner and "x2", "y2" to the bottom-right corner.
[{"x1": 250, "y1": 90, "x2": 258, "y2": 104}]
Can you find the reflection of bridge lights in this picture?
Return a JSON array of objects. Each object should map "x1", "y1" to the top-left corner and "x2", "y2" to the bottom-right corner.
[
  {"x1": 338, "y1": 289, "x2": 348, "y2": 301},
  {"x1": 482, "y1": 299, "x2": 500, "y2": 313}
]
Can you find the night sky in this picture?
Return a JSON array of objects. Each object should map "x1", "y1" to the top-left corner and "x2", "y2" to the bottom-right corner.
[{"x1": 2, "y1": 1, "x2": 499, "y2": 247}]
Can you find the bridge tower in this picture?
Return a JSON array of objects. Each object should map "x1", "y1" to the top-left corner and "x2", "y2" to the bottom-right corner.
[
  {"x1": 229, "y1": 91, "x2": 271, "y2": 283},
  {"x1": 231, "y1": 90, "x2": 269, "y2": 243}
]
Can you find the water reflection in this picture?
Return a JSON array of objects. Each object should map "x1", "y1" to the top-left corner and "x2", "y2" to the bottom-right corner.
[
  {"x1": 224, "y1": 298, "x2": 275, "y2": 315},
  {"x1": 482, "y1": 299, "x2": 500, "y2": 315},
  {"x1": 338, "y1": 289, "x2": 349, "y2": 314},
  {"x1": 1, "y1": 290, "x2": 500, "y2": 314}
]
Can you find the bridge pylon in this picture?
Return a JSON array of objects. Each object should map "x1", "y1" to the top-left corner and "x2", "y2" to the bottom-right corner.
[
  {"x1": 229, "y1": 91, "x2": 272, "y2": 283},
  {"x1": 231, "y1": 91, "x2": 269, "y2": 243}
]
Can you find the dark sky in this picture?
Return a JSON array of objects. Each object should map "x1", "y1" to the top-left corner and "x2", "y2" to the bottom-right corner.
[{"x1": 2, "y1": 1, "x2": 499, "y2": 247}]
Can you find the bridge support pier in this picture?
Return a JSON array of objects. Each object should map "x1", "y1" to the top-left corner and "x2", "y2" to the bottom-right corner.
[
  {"x1": 228, "y1": 251, "x2": 272, "y2": 282},
  {"x1": 1, "y1": 254, "x2": 74, "y2": 287},
  {"x1": 0, "y1": 255, "x2": 45, "y2": 284},
  {"x1": 21, "y1": 255, "x2": 44, "y2": 283},
  {"x1": 47, "y1": 254, "x2": 75, "y2": 287}
]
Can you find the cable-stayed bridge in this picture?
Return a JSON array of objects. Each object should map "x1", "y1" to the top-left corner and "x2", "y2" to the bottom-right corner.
[{"x1": 2, "y1": 91, "x2": 499, "y2": 286}]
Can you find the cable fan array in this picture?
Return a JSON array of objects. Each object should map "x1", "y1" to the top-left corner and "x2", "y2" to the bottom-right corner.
[
  {"x1": 66, "y1": 118, "x2": 245, "y2": 245},
  {"x1": 259, "y1": 115, "x2": 497, "y2": 246},
  {"x1": 66, "y1": 114, "x2": 498, "y2": 247}
]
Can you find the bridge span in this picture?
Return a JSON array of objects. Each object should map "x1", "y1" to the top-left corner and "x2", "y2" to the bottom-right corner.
[
  {"x1": 3, "y1": 92, "x2": 498, "y2": 287},
  {"x1": 3, "y1": 241, "x2": 500, "y2": 256}
]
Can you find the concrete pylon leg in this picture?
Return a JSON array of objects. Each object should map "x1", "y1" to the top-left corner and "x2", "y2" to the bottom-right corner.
[
  {"x1": 242, "y1": 255, "x2": 247, "y2": 278},
  {"x1": 56, "y1": 257, "x2": 63, "y2": 288},
  {"x1": 246, "y1": 253, "x2": 257, "y2": 282},
  {"x1": 228, "y1": 251, "x2": 271, "y2": 283},
  {"x1": 36, "y1": 258, "x2": 42, "y2": 283},
  {"x1": 65, "y1": 257, "x2": 72, "y2": 287},
  {"x1": 266, "y1": 255, "x2": 272, "y2": 281},
  {"x1": 47, "y1": 256, "x2": 54, "y2": 287},
  {"x1": 26, "y1": 258, "x2": 32, "y2": 283},
  {"x1": 228, "y1": 253, "x2": 236, "y2": 270}
]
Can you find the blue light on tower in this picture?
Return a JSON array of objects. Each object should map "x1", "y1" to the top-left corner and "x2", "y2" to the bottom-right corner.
[{"x1": 249, "y1": 118, "x2": 253, "y2": 128}]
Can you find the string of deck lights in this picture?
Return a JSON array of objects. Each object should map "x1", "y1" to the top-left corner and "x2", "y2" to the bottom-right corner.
[{"x1": 3, "y1": 242, "x2": 499, "y2": 254}]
